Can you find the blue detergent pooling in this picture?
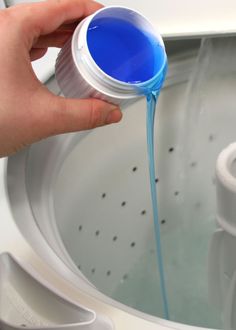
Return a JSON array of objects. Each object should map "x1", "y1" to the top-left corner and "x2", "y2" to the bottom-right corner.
[
  {"x1": 87, "y1": 16, "x2": 169, "y2": 319},
  {"x1": 87, "y1": 17, "x2": 165, "y2": 83}
]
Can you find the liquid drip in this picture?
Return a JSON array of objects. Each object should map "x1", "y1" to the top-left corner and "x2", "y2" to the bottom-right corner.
[
  {"x1": 87, "y1": 14, "x2": 169, "y2": 319},
  {"x1": 146, "y1": 92, "x2": 169, "y2": 319},
  {"x1": 87, "y1": 17, "x2": 165, "y2": 83}
]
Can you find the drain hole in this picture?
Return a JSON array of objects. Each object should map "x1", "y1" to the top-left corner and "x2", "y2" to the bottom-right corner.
[
  {"x1": 102, "y1": 193, "x2": 106, "y2": 199},
  {"x1": 155, "y1": 178, "x2": 159, "y2": 183},
  {"x1": 190, "y1": 161, "x2": 197, "y2": 168},
  {"x1": 209, "y1": 134, "x2": 214, "y2": 142},
  {"x1": 169, "y1": 147, "x2": 174, "y2": 153},
  {"x1": 174, "y1": 191, "x2": 179, "y2": 196},
  {"x1": 77, "y1": 265, "x2": 82, "y2": 270},
  {"x1": 123, "y1": 274, "x2": 128, "y2": 280},
  {"x1": 141, "y1": 210, "x2": 146, "y2": 215},
  {"x1": 91, "y1": 268, "x2": 96, "y2": 274},
  {"x1": 130, "y1": 242, "x2": 136, "y2": 247},
  {"x1": 161, "y1": 219, "x2": 166, "y2": 224},
  {"x1": 132, "y1": 166, "x2": 138, "y2": 172},
  {"x1": 113, "y1": 236, "x2": 118, "y2": 241},
  {"x1": 95, "y1": 230, "x2": 100, "y2": 236},
  {"x1": 78, "y1": 225, "x2": 83, "y2": 231},
  {"x1": 106, "y1": 270, "x2": 111, "y2": 276},
  {"x1": 121, "y1": 201, "x2": 126, "y2": 207}
]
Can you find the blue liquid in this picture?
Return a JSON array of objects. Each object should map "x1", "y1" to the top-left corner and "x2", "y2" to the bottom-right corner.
[
  {"x1": 87, "y1": 17, "x2": 165, "y2": 83},
  {"x1": 146, "y1": 92, "x2": 169, "y2": 319},
  {"x1": 87, "y1": 15, "x2": 169, "y2": 319}
]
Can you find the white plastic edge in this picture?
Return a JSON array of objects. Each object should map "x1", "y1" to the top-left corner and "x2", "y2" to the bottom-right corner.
[
  {"x1": 72, "y1": 6, "x2": 167, "y2": 97},
  {"x1": 216, "y1": 143, "x2": 236, "y2": 193}
]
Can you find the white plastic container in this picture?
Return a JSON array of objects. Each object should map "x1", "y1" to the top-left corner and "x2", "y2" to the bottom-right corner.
[
  {"x1": 55, "y1": 6, "x2": 167, "y2": 107},
  {"x1": 216, "y1": 143, "x2": 236, "y2": 236}
]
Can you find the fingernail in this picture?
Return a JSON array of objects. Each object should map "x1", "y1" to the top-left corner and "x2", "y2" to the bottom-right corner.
[
  {"x1": 107, "y1": 103, "x2": 119, "y2": 111},
  {"x1": 106, "y1": 109, "x2": 122, "y2": 124}
]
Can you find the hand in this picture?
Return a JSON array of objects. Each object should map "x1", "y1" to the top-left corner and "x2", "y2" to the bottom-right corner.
[{"x1": 0, "y1": 0, "x2": 122, "y2": 157}]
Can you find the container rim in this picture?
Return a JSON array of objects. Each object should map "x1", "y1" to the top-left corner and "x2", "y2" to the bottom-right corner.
[{"x1": 74, "y1": 6, "x2": 167, "y2": 94}]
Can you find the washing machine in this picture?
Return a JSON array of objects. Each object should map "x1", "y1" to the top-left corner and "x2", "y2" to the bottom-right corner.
[{"x1": 2, "y1": 1, "x2": 236, "y2": 330}]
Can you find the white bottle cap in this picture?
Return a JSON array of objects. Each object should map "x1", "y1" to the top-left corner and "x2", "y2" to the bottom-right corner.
[{"x1": 55, "y1": 6, "x2": 167, "y2": 106}]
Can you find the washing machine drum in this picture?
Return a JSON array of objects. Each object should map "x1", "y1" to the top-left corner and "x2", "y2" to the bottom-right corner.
[{"x1": 6, "y1": 37, "x2": 236, "y2": 330}]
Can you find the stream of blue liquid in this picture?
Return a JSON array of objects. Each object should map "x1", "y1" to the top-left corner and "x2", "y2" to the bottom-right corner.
[
  {"x1": 146, "y1": 92, "x2": 169, "y2": 320},
  {"x1": 87, "y1": 16, "x2": 169, "y2": 319}
]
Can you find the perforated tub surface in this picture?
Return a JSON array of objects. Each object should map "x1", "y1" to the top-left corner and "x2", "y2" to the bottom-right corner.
[
  {"x1": 7, "y1": 38, "x2": 236, "y2": 329},
  {"x1": 51, "y1": 51, "x2": 220, "y2": 328}
]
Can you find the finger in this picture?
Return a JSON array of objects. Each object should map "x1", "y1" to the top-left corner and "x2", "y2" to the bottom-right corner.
[
  {"x1": 30, "y1": 48, "x2": 48, "y2": 61},
  {"x1": 12, "y1": 0, "x2": 103, "y2": 41},
  {"x1": 57, "y1": 22, "x2": 80, "y2": 31},
  {"x1": 33, "y1": 31, "x2": 73, "y2": 48},
  {"x1": 35, "y1": 95, "x2": 122, "y2": 138}
]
